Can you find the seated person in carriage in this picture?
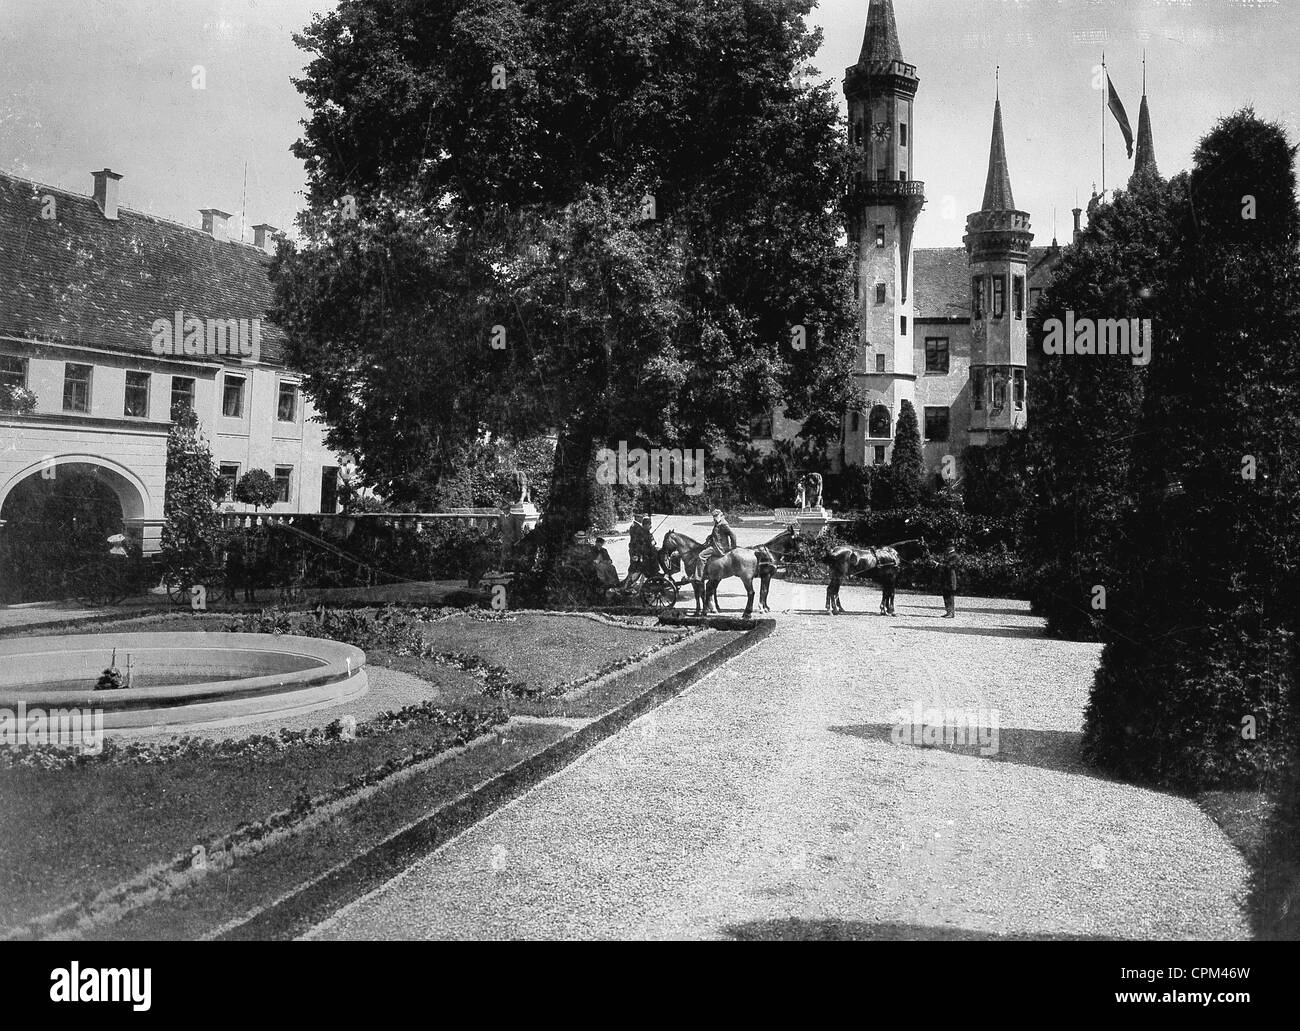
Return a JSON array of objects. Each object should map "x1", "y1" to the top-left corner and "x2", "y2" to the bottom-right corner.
[{"x1": 591, "y1": 537, "x2": 620, "y2": 588}]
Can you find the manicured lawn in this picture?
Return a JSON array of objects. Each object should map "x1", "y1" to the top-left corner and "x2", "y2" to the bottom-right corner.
[{"x1": 0, "y1": 605, "x2": 710, "y2": 935}]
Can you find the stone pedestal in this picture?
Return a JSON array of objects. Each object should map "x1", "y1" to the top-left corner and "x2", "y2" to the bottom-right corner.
[
  {"x1": 773, "y1": 506, "x2": 833, "y2": 535},
  {"x1": 507, "y1": 502, "x2": 540, "y2": 536}
]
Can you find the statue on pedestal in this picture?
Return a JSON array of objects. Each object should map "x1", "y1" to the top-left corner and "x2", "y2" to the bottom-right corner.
[{"x1": 797, "y1": 473, "x2": 823, "y2": 511}]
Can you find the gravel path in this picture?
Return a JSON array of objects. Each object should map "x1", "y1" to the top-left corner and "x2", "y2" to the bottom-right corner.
[{"x1": 307, "y1": 576, "x2": 1252, "y2": 941}]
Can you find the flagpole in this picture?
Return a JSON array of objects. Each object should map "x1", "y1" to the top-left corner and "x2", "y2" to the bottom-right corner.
[{"x1": 1101, "y1": 52, "x2": 1106, "y2": 195}]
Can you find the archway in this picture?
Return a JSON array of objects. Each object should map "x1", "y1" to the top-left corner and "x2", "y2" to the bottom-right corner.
[{"x1": 0, "y1": 462, "x2": 139, "y2": 602}]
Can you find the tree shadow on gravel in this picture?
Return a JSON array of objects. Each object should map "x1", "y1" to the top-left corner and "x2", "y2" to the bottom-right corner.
[
  {"x1": 828, "y1": 722, "x2": 1126, "y2": 782},
  {"x1": 723, "y1": 917, "x2": 1127, "y2": 940},
  {"x1": 901, "y1": 623, "x2": 1047, "y2": 640}
]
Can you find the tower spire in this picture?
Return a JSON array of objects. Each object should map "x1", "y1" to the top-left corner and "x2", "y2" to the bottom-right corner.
[
  {"x1": 858, "y1": 0, "x2": 904, "y2": 65},
  {"x1": 981, "y1": 94, "x2": 1016, "y2": 211},
  {"x1": 1130, "y1": 57, "x2": 1159, "y2": 184}
]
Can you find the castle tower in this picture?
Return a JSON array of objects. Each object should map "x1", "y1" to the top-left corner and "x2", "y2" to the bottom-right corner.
[
  {"x1": 964, "y1": 94, "x2": 1032, "y2": 443},
  {"x1": 843, "y1": 0, "x2": 924, "y2": 466}
]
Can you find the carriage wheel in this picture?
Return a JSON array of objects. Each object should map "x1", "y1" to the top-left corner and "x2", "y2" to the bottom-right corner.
[{"x1": 640, "y1": 576, "x2": 678, "y2": 611}]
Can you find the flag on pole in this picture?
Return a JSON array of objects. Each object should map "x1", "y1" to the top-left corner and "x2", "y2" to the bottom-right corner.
[{"x1": 1106, "y1": 74, "x2": 1134, "y2": 158}]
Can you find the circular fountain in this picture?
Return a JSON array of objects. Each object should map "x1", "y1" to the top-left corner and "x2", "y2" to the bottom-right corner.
[{"x1": 0, "y1": 633, "x2": 368, "y2": 732}]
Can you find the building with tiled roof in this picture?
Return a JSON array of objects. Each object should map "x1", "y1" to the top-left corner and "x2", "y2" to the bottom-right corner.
[{"x1": 0, "y1": 167, "x2": 344, "y2": 556}]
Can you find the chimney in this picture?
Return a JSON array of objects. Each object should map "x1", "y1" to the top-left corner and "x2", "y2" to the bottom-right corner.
[
  {"x1": 91, "y1": 169, "x2": 123, "y2": 220},
  {"x1": 1072, "y1": 206, "x2": 1082, "y2": 242},
  {"x1": 200, "y1": 208, "x2": 232, "y2": 242},
  {"x1": 251, "y1": 223, "x2": 279, "y2": 254}
]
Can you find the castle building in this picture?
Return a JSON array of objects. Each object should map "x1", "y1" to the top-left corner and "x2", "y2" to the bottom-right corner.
[
  {"x1": 0, "y1": 168, "x2": 345, "y2": 557},
  {"x1": 758, "y1": 0, "x2": 1078, "y2": 477}
]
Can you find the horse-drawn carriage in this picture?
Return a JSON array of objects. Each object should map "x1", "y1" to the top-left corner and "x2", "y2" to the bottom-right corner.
[{"x1": 549, "y1": 538, "x2": 680, "y2": 611}]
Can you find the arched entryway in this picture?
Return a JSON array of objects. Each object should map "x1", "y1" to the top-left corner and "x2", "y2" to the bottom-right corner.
[{"x1": 0, "y1": 458, "x2": 147, "y2": 602}]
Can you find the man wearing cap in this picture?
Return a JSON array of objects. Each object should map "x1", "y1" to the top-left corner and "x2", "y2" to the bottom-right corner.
[{"x1": 694, "y1": 509, "x2": 737, "y2": 581}]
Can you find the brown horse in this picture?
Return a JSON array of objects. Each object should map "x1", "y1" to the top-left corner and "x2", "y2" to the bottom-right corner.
[
  {"x1": 659, "y1": 527, "x2": 796, "y2": 618},
  {"x1": 821, "y1": 538, "x2": 925, "y2": 614}
]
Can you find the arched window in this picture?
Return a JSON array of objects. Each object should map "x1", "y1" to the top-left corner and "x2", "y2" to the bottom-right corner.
[{"x1": 868, "y1": 404, "x2": 891, "y2": 438}]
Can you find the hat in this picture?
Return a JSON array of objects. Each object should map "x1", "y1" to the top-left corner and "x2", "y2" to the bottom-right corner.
[
  {"x1": 711, "y1": 508, "x2": 723, "y2": 517},
  {"x1": 595, "y1": 537, "x2": 606, "y2": 546}
]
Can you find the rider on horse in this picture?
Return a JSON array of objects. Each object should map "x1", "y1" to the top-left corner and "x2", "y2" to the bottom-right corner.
[{"x1": 693, "y1": 509, "x2": 737, "y2": 580}]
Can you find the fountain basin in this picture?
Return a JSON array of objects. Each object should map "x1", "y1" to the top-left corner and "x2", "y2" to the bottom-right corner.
[{"x1": 0, "y1": 633, "x2": 368, "y2": 732}]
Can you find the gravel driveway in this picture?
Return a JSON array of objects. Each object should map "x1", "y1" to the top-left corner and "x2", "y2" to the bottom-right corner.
[{"x1": 306, "y1": 555, "x2": 1251, "y2": 940}]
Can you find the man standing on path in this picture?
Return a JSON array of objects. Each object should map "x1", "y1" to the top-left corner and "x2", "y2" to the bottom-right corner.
[{"x1": 940, "y1": 544, "x2": 959, "y2": 618}]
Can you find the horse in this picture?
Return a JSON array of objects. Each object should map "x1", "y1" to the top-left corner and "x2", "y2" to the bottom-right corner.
[
  {"x1": 820, "y1": 538, "x2": 926, "y2": 614},
  {"x1": 659, "y1": 527, "x2": 797, "y2": 618}
]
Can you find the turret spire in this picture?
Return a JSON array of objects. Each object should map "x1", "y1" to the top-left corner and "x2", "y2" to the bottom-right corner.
[
  {"x1": 858, "y1": 0, "x2": 903, "y2": 65},
  {"x1": 1131, "y1": 60, "x2": 1159, "y2": 184},
  {"x1": 981, "y1": 96, "x2": 1016, "y2": 211}
]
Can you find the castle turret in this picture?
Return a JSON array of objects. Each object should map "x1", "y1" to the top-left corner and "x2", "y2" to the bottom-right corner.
[
  {"x1": 964, "y1": 94, "x2": 1032, "y2": 442},
  {"x1": 843, "y1": 0, "x2": 925, "y2": 467}
]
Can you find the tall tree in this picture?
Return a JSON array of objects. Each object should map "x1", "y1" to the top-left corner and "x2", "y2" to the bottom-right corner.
[
  {"x1": 1079, "y1": 111, "x2": 1300, "y2": 790},
  {"x1": 1020, "y1": 169, "x2": 1188, "y2": 637},
  {"x1": 272, "y1": 0, "x2": 856, "y2": 554},
  {"x1": 889, "y1": 398, "x2": 924, "y2": 509},
  {"x1": 159, "y1": 406, "x2": 225, "y2": 589}
]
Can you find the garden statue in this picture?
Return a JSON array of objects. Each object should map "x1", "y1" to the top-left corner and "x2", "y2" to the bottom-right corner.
[
  {"x1": 793, "y1": 479, "x2": 806, "y2": 510},
  {"x1": 798, "y1": 472, "x2": 823, "y2": 511},
  {"x1": 514, "y1": 469, "x2": 530, "y2": 505}
]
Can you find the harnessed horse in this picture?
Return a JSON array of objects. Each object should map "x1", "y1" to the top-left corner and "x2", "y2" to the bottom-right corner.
[
  {"x1": 820, "y1": 538, "x2": 925, "y2": 614},
  {"x1": 659, "y1": 527, "x2": 797, "y2": 618}
]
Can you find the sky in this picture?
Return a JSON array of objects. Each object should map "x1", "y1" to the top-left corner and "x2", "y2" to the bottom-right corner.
[{"x1": 1, "y1": 0, "x2": 1296, "y2": 249}]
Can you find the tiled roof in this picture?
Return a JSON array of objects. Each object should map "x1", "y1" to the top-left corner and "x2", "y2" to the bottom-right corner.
[
  {"x1": 914, "y1": 245, "x2": 1062, "y2": 319},
  {"x1": 0, "y1": 171, "x2": 286, "y2": 365},
  {"x1": 913, "y1": 247, "x2": 969, "y2": 319},
  {"x1": 858, "y1": 0, "x2": 904, "y2": 65},
  {"x1": 981, "y1": 98, "x2": 1016, "y2": 211}
]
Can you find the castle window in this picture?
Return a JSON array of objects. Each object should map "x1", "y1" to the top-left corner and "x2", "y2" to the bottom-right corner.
[
  {"x1": 900, "y1": 315, "x2": 908, "y2": 335},
  {"x1": 219, "y1": 463, "x2": 240, "y2": 499},
  {"x1": 992, "y1": 275, "x2": 1006, "y2": 318},
  {"x1": 124, "y1": 371, "x2": 150, "y2": 419},
  {"x1": 972, "y1": 368, "x2": 985, "y2": 410},
  {"x1": 875, "y1": 354, "x2": 885, "y2": 373},
  {"x1": 875, "y1": 225, "x2": 886, "y2": 248},
  {"x1": 873, "y1": 445, "x2": 886, "y2": 464},
  {"x1": 0, "y1": 354, "x2": 26, "y2": 390},
  {"x1": 1029, "y1": 287, "x2": 1042, "y2": 312},
  {"x1": 62, "y1": 363, "x2": 92, "y2": 414},
  {"x1": 924, "y1": 406, "x2": 950, "y2": 442},
  {"x1": 1013, "y1": 275, "x2": 1025, "y2": 319},
  {"x1": 749, "y1": 411, "x2": 774, "y2": 439},
  {"x1": 171, "y1": 376, "x2": 195, "y2": 415},
  {"x1": 925, "y1": 337, "x2": 950, "y2": 374},
  {"x1": 868, "y1": 404, "x2": 891, "y2": 438},
  {"x1": 875, "y1": 283, "x2": 886, "y2": 304},
  {"x1": 222, "y1": 374, "x2": 247, "y2": 418},
  {"x1": 274, "y1": 465, "x2": 294, "y2": 504},
  {"x1": 971, "y1": 276, "x2": 984, "y2": 319},
  {"x1": 876, "y1": 168, "x2": 887, "y2": 181},
  {"x1": 899, "y1": 123, "x2": 908, "y2": 147},
  {"x1": 854, "y1": 277, "x2": 860, "y2": 300},
  {"x1": 850, "y1": 412, "x2": 860, "y2": 432},
  {"x1": 992, "y1": 371, "x2": 1007, "y2": 408},
  {"x1": 1014, "y1": 369, "x2": 1026, "y2": 409}
]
